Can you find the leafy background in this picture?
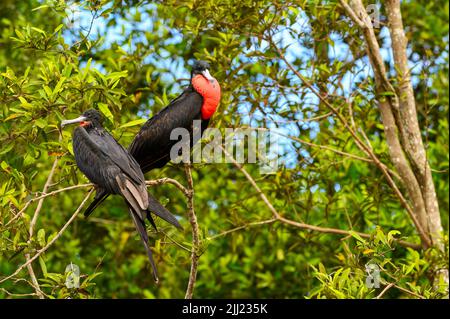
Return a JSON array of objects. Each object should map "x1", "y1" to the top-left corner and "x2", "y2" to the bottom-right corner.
[{"x1": 0, "y1": 0, "x2": 448, "y2": 298}]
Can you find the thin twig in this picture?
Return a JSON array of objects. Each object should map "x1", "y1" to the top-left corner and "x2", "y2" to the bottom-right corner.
[
  {"x1": 25, "y1": 157, "x2": 59, "y2": 299},
  {"x1": 184, "y1": 164, "x2": 200, "y2": 299},
  {"x1": 375, "y1": 282, "x2": 396, "y2": 299},
  {"x1": 29, "y1": 158, "x2": 59, "y2": 238},
  {"x1": 277, "y1": 216, "x2": 419, "y2": 249},
  {"x1": 207, "y1": 219, "x2": 277, "y2": 240},
  {"x1": 0, "y1": 190, "x2": 94, "y2": 285},
  {"x1": 159, "y1": 228, "x2": 192, "y2": 253},
  {"x1": 6, "y1": 183, "x2": 93, "y2": 227},
  {"x1": 221, "y1": 145, "x2": 420, "y2": 250},
  {"x1": 221, "y1": 146, "x2": 280, "y2": 219},
  {"x1": 146, "y1": 178, "x2": 189, "y2": 196},
  {"x1": 0, "y1": 288, "x2": 38, "y2": 298},
  {"x1": 339, "y1": 0, "x2": 366, "y2": 28},
  {"x1": 393, "y1": 284, "x2": 426, "y2": 299},
  {"x1": 267, "y1": 36, "x2": 431, "y2": 248},
  {"x1": 7, "y1": 178, "x2": 186, "y2": 227},
  {"x1": 70, "y1": 9, "x2": 98, "y2": 49}
]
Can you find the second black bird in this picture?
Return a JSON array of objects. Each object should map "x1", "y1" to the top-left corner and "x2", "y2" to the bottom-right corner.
[{"x1": 61, "y1": 109, "x2": 181, "y2": 282}]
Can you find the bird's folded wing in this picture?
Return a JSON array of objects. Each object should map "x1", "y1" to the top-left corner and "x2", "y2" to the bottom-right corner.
[
  {"x1": 147, "y1": 193, "x2": 182, "y2": 229},
  {"x1": 128, "y1": 88, "x2": 203, "y2": 163},
  {"x1": 116, "y1": 175, "x2": 148, "y2": 218},
  {"x1": 128, "y1": 207, "x2": 159, "y2": 282},
  {"x1": 79, "y1": 128, "x2": 145, "y2": 185}
]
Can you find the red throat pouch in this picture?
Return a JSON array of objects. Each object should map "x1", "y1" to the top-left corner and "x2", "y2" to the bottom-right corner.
[{"x1": 192, "y1": 74, "x2": 221, "y2": 120}]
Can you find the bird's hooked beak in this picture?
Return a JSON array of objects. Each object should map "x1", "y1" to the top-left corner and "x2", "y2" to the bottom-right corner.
[
  {"x1": 61, "y1": 115, "x2": 88, "y2": 127},
  {"x1": 201, "y1": 69, "x2": 215, "y2": 83}
]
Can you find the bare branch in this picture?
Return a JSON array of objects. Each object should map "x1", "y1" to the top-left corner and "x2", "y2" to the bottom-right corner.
[
  {"x1": 6, "y1": 183, "x2": 93, "y2": 227},
  {"x1": 221, "y1": 146, "x2": 280, "y2": 219},
  {"x1": 386, "y1": 0, "x2": 443, "y2": 248},
  {"x1": 207, "y1": 219, "x2": 277, "y2": 240},
  {"x1": 7, "y1": 178, "x2": 187, "y2": 228},
  {"x1": 184, "y1": 164, "x2": 200, "y2": 299},
  {"x1": 0, "y1": 189, "x2": 94, "y2": 285},
  {"x1": 339, "y1": 0, "x2": 365, "y2": 28},
  {"x1": 25, "y1": 157, "x2": 59, "y2": 299},
  {"x1": 146, "y1": 178, "x2": 189, "y2": 197},
  {"x1": 287, "y1": 0, "x2": 433, "y2": 248},
  {"x1": 221, "y1": 145, "x2": 420, "y2": 250}
]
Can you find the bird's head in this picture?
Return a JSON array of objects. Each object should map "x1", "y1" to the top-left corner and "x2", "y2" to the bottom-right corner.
[
  {"x1": 191, "y1": 60, "x2": 215, "y2": 83},
  {"x1": 61, "y1": 109, "x2": 104, "y2": 128}
]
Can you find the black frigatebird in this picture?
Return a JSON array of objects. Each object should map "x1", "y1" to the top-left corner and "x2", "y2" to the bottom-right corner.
[
  {"x1": 84, "y1": 60, "x2": 221, "y2": 218},
  {"x1": 128, "y1": 60, "x2": 221, "y2": 173},
  {"x1": 61, "y1": 109, "x2": 182, "y2": 282}
]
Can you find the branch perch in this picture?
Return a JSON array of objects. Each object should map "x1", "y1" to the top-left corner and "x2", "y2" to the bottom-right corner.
[
  {"x1": 184, "y1": 164, "x2": 200, "y2": 299},
  {"x1": 25, "y1": 157, "x2": 59, "y2": 299},
  {"x1": 220, "y1": 145, "x2": 421, "y2": 250},
  {"x1": 0, "y1": 189, "x2": 94, "y2": 285}
]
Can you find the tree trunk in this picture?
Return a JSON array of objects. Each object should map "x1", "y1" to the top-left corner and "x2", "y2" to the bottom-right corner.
[
  {"x1": 385, "y1": 0, "x2": 443, "y2": 248},
  {"x1": 341, "y1": 0, "x2": 447, "y2": 291}
]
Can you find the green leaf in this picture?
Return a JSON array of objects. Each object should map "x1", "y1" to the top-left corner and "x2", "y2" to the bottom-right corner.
[
  {"x1": 37, "y1": 228, "x2": 46, "y2": 246},
  {"x1": 0, "y1": 143, "x2": 14, "y2": 155},
  {"x1": 98, "y1": 103, "x2": 114, "y2": 124},
  {"x1": 43, "y1": 86, "x2": 53, "y2": 98},
  {"x1": 39, "y1": 256, "x2": 48, "y2": 278},
  {"x1": 119, "y1": 118, "x2": 146, "y2": 128},
  {"x1": 31, "y1": 27, "x2": 46, "y2": 35},
  {"x1": 349, "y1": 231, "x2": 366, "y2": 243},
  {"x1": 53, "y1": 24, "x2": 64, "y2": 34},
  {"x1": 32, "y1": 4, "x2": 49, "y2": 11},
  {"x1": 18, "y1": 96, "x2": 32, "y2": 108},
  {"x1": 387, "y1": 230, "x2": 401, "y2": 244},
  {"x1": 14, "y1": 29, "x2": 25, "y2": 40}
]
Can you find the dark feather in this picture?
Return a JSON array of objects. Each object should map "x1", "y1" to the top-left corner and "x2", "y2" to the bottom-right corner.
[
  {"x1": 128, "y1": 86, "x2": 205, "y2": 173},
  {"x1": 71, "y1": 120, "x2": 178, "y2": 281},
  {"x1": 128, "y1": 207, "x2": 158, "y2": 282},
  {"x1": 147, "y1": 193, "x2": 182, "y2": 229},
  {"x1": 82, "y1": 84, "x2": 210, "y2": 221},
  {"x1": 84, "y1": 189, "x2": 109, "y2": 218}
]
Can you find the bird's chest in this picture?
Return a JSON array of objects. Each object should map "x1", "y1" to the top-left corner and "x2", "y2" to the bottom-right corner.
[
  {"x1": 72, "y1": 128, "x2": 116, "y2": 187},
  {"x1": 191, "y1": 75, "x2": 221, "y2": 120}
]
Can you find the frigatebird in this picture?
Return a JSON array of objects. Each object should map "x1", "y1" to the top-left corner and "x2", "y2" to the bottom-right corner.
[
  {"x1": 128, "y1": 60, "x2": 221, "y2": 173},
  {"x1": 61, "y1": 109, "x2": 182, "y2": 282},
  {"x1": 83, "y1": 60, "x2": 221, "y2": 218}
]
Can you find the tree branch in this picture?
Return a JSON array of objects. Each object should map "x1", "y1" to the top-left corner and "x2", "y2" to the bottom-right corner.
[
  {"x1": 220, "y1": 145, "x2": 421, "y2": 250},
  {"x1": 0, "y1": 189, "x2": 94, "y2": 286},
  {"x1": 207, "y1": 219, "x2": 277, "y2": 240},
  {"x1": 184, "y1": 164, "x2": 200, "y2": 299},
  {"x1": 321, "y1": 0, "x2": 432, "y2": 247},
  {"x1": 386, "y1": 0, "x2": 443, "y2": 248},
  {"x1": 25, "y1": 157, "x2": 59, "y2": 299}
]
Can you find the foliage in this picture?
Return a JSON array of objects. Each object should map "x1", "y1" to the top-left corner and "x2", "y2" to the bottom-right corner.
[{"x1": 0, "y1": 0, "x2": 448, "y2": 298}]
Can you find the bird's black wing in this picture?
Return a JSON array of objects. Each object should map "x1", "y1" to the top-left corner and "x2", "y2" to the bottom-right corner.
[
  {"x1": 88, "y1": 128, "x2": 145, "y2": 185},
  {"x1": 128, "y1": 88, "x2": 204, "y2": 173},
  {"x1": 148, "y1": 193, "x2": 182, "y2": 229},
  {"x1": 73, "y1": 127, "x2": 148, "y2": 215},
  {"x1": 128, "y1": 207, "x2": 159, "y2": 282},
  {"x1": 76, "y1": 127, "x2": 180, "y2": 227},
  {"x1": 84, "y1": 188, "x2": 109, "y2": 218}
]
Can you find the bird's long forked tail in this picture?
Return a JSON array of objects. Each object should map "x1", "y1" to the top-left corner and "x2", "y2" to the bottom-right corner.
[
  {"x1": 147, "y1": 193, "x2": 183, "y2": 230},
  {"x1": 128, "y1": 207, "x2": 159, "y2": 283},
  {"x1": 84, "y1": 189, "x2": 110, "y2": 218}
]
